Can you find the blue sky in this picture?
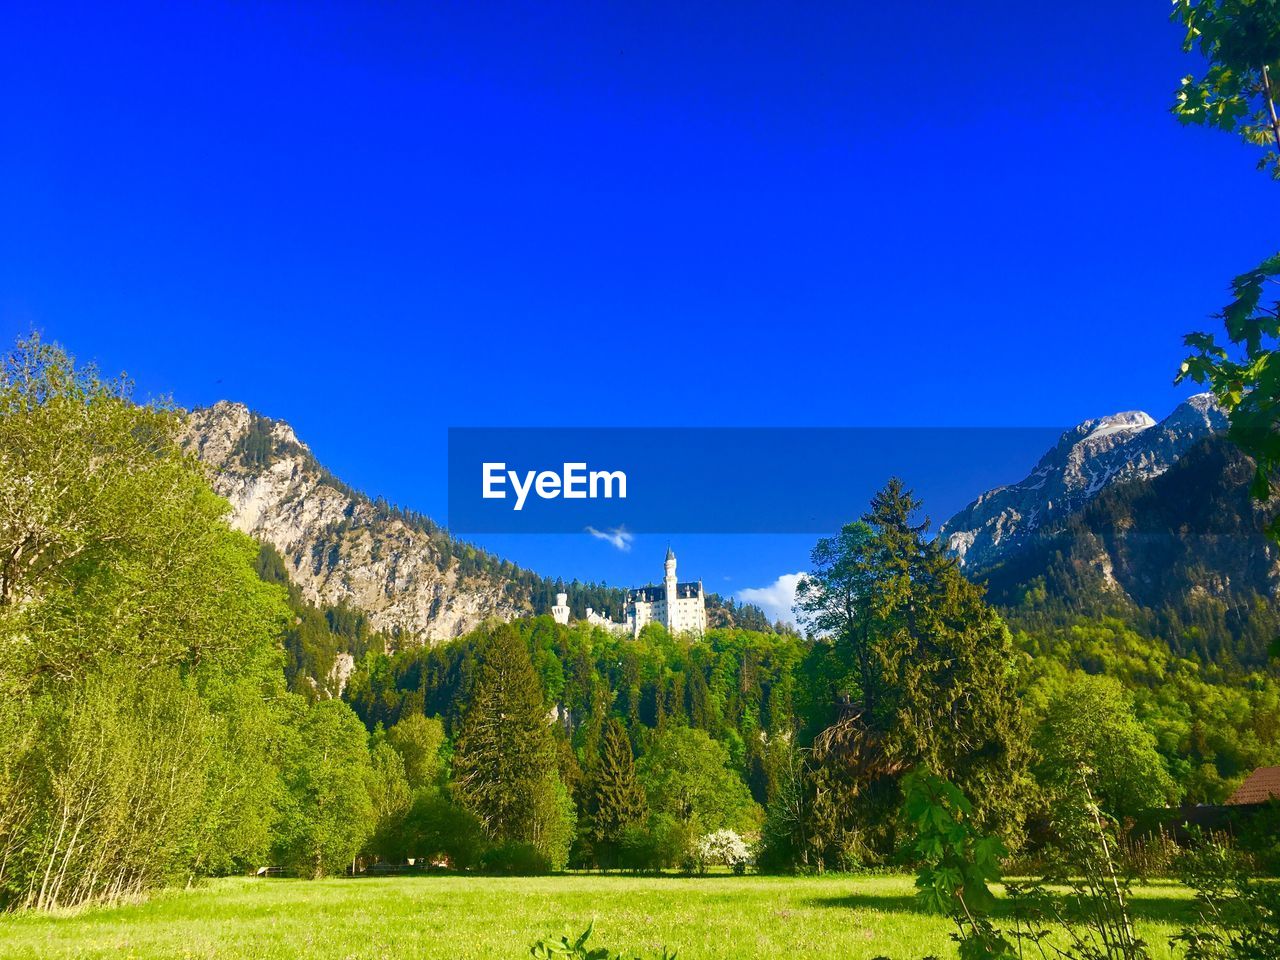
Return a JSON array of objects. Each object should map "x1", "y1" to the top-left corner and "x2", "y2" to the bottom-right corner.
[{"x1": 1, "y1": 1, "x2": 1272, "y2": 620}]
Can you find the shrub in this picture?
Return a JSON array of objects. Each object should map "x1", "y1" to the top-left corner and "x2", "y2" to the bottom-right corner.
[
  {"x1": 398, "y1": 789, "x2": 487, "y2": 870},
  {"x1": 619, "y1": 814, "x2": 692, "y2": 872},
  {"x1": 479, "y1": 840, "x2": 551, "y2": 875},
  {"x1": 692, "y1": 830, "x2": 752, "y2": 875},
  {"x1": 1114, "y1": 827, "x2": 1185, "y2": 880},
  {"x1": 1172, "y1": 836, "x2": 1280, "y2": 960},
  {"x1": 1235, "y1": 799, "x2": 1280, "y2": 876},
  {"x1": 903, "y1": 766, "x2": 1152, "y2": 960}
]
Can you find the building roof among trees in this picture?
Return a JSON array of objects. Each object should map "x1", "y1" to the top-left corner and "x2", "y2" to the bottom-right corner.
[
  {"x1": 628, "y1": 583, "x2": 702, "y2": 603},
  {"x1": 1226, "y1": 766, "x2": 1280, "y2": 805}
]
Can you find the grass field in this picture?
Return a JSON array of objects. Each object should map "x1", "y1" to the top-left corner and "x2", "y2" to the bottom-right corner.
[{"x1": 0, "y1": 874, "x2": 1199, "y2": 960}]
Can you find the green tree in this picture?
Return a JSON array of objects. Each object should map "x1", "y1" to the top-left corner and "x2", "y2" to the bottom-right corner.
[
  {"x1": 6, "y1": 667, "x2": 218, "y2": 910},
  {"x1": 399, "y1": 790, "x2": 487, "y2": 869},
  {"x1": 0, "y1": 336, "x2": 289, "y2": 689},
  {"x1": 0, "y1": 336, "x2": 294, "y2": 908},
  {"x1": 793, "y1": 481, "x2": 1032, "y2": 861},
  {"x1": 589, "y1": 718, "x2": 648, "y2": 868},
  {"x1": 275, "y1": 699, "x2": 375, "y2": 878},
  {"x1": 364, "y1": 737, "x2": 412, "y2": 862},
  {"x1": 637, "y1": 726, "x2": 760, "y2": 836},
  {"x1": 452, "y1": 626, "x2": 561, "y2": 846},
  {"x1": 794, "y1": 521, "x2": 877, "y2": 721},
  {"x1": 386, "y1": 713, "x2": 447, "y2": 791},
  {"x1": 529, "y1": 772, "x2": 578, "y2": 872},
  {"x1": 1034, "y1": 673, "x2": 1180, "y2": 819}
]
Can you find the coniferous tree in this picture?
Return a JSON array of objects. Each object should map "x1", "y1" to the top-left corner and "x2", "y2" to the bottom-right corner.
[
  {"x1": 589, "y1": 718, "x2": 647, "y2": 868},
  {"x1": 452, "y1": 625, "x2": 556, "y2": 843},
  {"x1": 797, "y1": 479, "x2": 1032, "y2": 861}
]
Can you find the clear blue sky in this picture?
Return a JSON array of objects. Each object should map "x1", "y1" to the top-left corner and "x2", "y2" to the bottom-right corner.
[{"x1": 0, "y1": 1, "x2": 1272, "y2": 617}]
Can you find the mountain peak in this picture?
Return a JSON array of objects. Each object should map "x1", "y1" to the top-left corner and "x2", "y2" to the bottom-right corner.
[
  {"x1": 1081, "y1": 410, "x2": 1156, "y2": 441},
  {"x1": 181, "y1": 402, "x2": 525, "y2": 641},
  {"x1": 939, "y1": 394, "x2": 1227, "y2": 569}
]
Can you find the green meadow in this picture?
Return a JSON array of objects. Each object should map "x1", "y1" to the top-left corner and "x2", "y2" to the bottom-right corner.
[{"x1": 0, "y1": 874, "x2": 1198, "y2": 960}]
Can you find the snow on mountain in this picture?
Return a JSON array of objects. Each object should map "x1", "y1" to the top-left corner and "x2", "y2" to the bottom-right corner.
[{"x1": 938, "y1": 393, "x2": 1228, "y2": 571}]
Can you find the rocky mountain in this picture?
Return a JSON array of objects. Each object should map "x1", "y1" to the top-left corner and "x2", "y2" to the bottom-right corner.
[
  {"x1": 939, "y1": 393, "x2": 1229, "y2": 571},
  {"x1": 182, "y1": 401, "x2": 529, "y2": 641},
  {"x1": 976, "y1": 437, "x2": 1280, "y2": 666},
  {"x1": 182, "y1": 402, "x2": 775, "y2": 650}
]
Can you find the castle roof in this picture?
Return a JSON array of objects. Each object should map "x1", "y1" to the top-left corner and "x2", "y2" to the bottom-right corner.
[{"x1": 628, "y1": 582, "x2": 702, "y2": 603}]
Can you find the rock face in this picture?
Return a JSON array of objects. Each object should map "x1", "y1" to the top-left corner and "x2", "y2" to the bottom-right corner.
[
  {"x1": 182, "y1": 401, "x2": 527, "y2": 642},
  {"x1": 975, "y1": 436, "x2": 1280, "y2": 666},
  {"x1": 939, "y1": 394, "x2": 1228, "y2": 570}
]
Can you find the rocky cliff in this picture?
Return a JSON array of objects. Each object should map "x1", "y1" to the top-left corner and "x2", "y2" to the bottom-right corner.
[{"x1": 182, "y1": 401, "x2": 527, "y2": 641}]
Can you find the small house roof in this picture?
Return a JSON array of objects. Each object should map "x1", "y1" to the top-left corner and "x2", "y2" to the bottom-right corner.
[{"x1": 1226, "y1": 766, "x2": 1280, "y2": 805}]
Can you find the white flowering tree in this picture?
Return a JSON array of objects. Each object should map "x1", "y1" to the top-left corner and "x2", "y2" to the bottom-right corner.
[{"x1": 694, "y1": 829, "x2": 752, "y2": 875}]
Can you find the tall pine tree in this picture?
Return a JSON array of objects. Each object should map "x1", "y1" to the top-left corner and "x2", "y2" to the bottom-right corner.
[
  {"x1": 452, "y1": 625, "x2": 555, "y2": 843},
  {"x1": 589, "y1": 717, "x2": 647, "y2": 868},
  {"x1": 799, "y1": 479, "x2": 1032, "y2": 862}
]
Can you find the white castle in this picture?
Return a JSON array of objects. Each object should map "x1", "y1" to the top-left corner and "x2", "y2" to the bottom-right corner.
[{"x1": 551, "y1": 546, "x2": 706, "y2": 637}]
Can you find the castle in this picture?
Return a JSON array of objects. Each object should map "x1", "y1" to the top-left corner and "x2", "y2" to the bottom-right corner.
[{"x1": 551, "y1": 546, "x2": 706, "y2": 637}]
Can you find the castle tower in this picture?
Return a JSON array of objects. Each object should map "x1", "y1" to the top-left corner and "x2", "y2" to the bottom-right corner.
[
  {"x1": 663, "y1": 546, "x2": 677, "y2": 631},
  {"x1": 551, "y1": 592, "x2": 570, "y2": 626}
]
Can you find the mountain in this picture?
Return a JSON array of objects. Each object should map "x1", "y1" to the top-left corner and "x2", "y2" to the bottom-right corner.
[
  {"x1": 182, "y1": 401, "x2": 529, "y2": 641},
  {"x1": 936, "y1": 391, "x2": 1280, "y2": 667},
  {"x1": 939, "y1": 394, "x2": 1228, "y2": 571},
  {"x1": 182, "y1": 402, "x2": 776, "y2": 648},
  {"x1": 978, "y1": 437, "x2": 1280, "y2": 666}
]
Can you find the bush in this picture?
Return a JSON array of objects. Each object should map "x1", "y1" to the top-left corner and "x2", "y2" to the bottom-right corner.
[
  {"x1": 1173, "y1": 836, "x2": 1280, "y2": 960},
  {"x1": 1114, "y1": 827, "x2": 1185, "y2": 880},
  {"x1": 619, "y1": 815, "x2": 692, "y2": 872},
  {"x1": 693, "y1": 829, "x2": 752, "y2": 875},
  {"x1": 1236, "y1": 799, "x2": 1280, "y2": 876},
  {"x1": 479, "y1": 841, "x2": 551, "y2": 875},
  {"x1": 903, "y1": 766, "x2": 1152, "y2": 960},
  {"x1": 398, "y1": 790, "x2": 487, "y2": 870}
]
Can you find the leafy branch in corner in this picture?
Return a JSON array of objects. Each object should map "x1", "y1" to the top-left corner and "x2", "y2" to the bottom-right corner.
[
  {"x1": 1178, "y1": 254, "x2": 1280, "y2": 537},
  {"x1": 1172, "y1": 0, "x2": 1280, "y2": 177},
  {"x1": 902, "y1": 768, "x2": 1018, "y2": 960}
]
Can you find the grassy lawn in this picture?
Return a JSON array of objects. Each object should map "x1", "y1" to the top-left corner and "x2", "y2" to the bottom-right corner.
[{"x1": 0, "y1": 873, "x2": 1199, "y2": 960}]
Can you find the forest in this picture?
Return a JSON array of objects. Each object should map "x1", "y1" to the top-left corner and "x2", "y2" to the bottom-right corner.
[{"x1": 4, "y1": 334, "x2": 1279, "y2": 923}]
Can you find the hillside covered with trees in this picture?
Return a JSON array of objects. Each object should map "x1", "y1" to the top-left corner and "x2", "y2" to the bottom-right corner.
[{"x1": 3, "y1": 333, "x2": 1278, "y2": 919}]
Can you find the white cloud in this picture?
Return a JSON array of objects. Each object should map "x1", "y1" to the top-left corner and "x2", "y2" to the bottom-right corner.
[
  {"x1": 738, "y1": 572, "x2": 806, "y2": 626},
  {"x1": 585, "y1": 525, "x2": 634, "y2": 552}
]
